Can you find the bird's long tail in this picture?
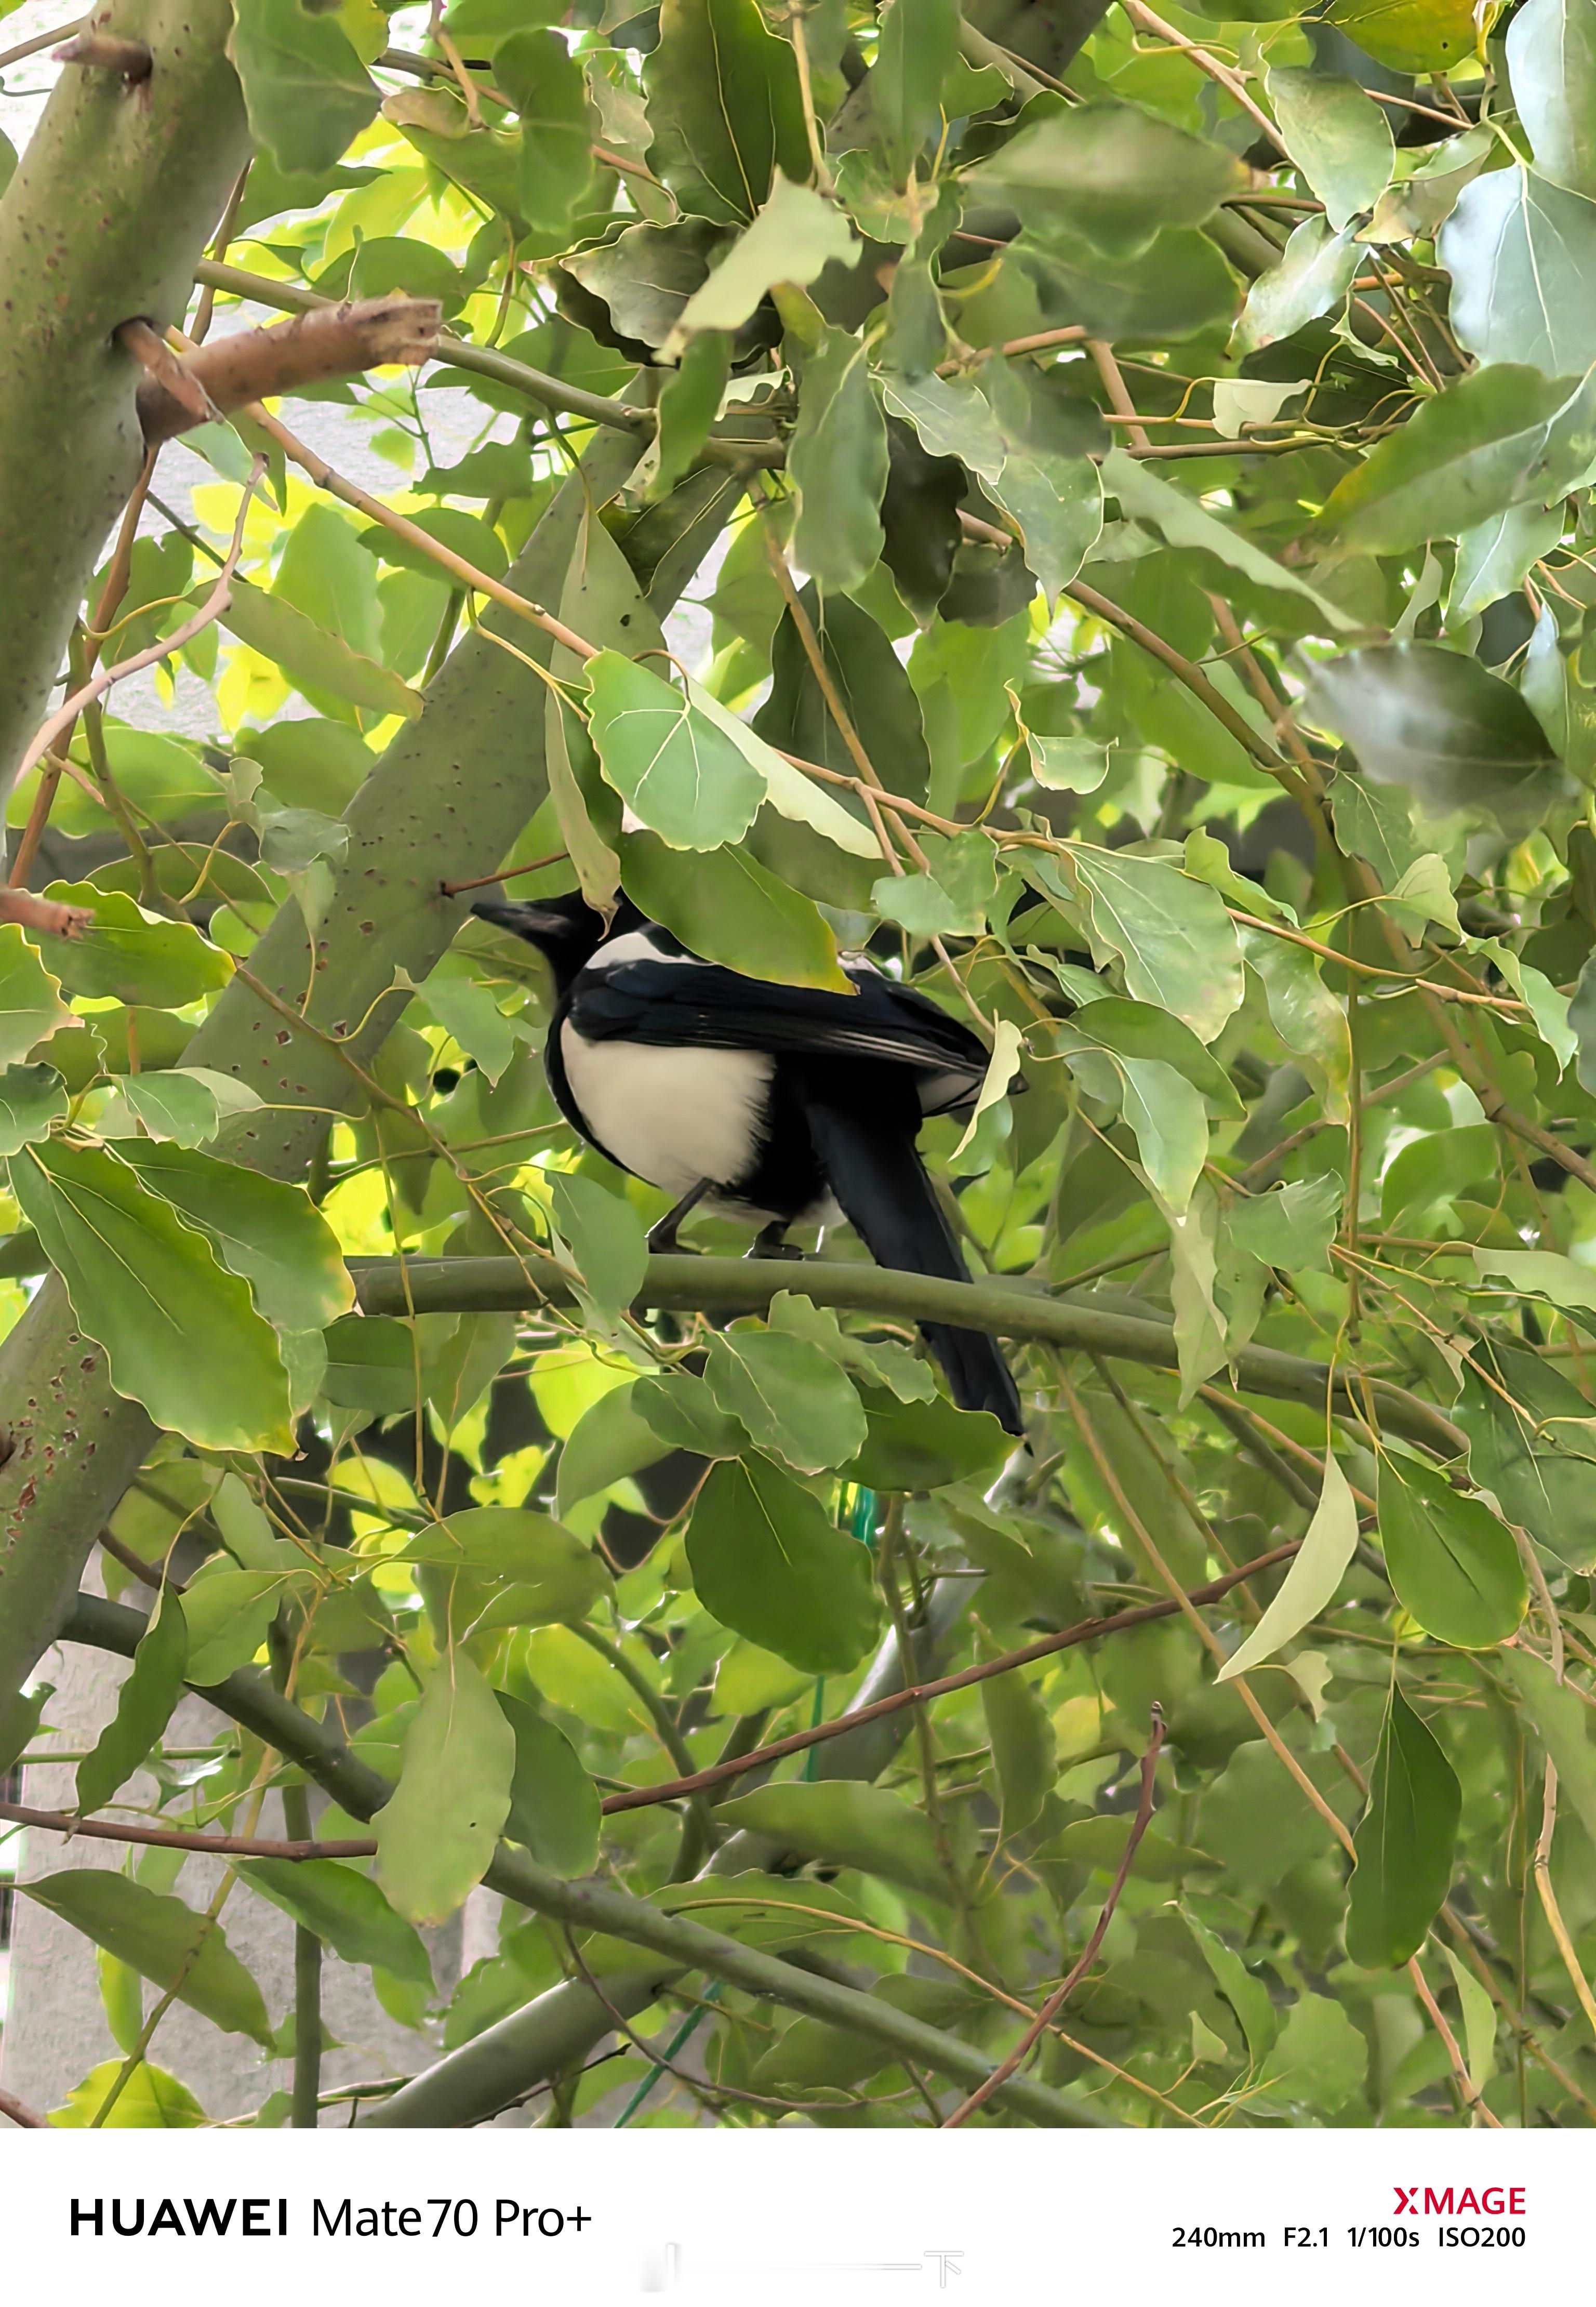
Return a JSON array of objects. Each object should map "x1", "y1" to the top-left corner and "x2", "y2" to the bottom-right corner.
[{"x1": 798, "y1": 1084, "x2": 1024, "y2": 1436}]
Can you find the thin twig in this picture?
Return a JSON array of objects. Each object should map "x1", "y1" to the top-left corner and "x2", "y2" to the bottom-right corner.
[
  {"x1": 942, "y1": 1706, "x2": 1166, "y2": 2126},
  {"x1": 15, "y1": 460, "x2": 262, "y2": 786},
  {"x1": 0, "y1": 1799, "x2": 374, "y2": 1860},
  {"x1": 0, "y1": 2085, "x2": 46, "y2": 2129}
]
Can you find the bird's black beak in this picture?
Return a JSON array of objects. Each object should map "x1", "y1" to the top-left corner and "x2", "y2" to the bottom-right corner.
[{"x1": 471, "y1": 898, "x2": 578, "y2": 940}]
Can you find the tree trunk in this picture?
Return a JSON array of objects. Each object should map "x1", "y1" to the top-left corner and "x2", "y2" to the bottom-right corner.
[{"x1": 0, "y1": 0, "x2": 250, "y2": 791}]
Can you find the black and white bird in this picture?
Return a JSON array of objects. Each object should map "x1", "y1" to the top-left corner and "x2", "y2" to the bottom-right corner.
[{"x1": 471, "y1": 892, "x2": 1025, "y2": 1435}]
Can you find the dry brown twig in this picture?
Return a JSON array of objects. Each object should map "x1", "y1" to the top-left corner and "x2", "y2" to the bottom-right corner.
[{"x1": 128, "y1": 296, "x2": 442, "y2": 445}]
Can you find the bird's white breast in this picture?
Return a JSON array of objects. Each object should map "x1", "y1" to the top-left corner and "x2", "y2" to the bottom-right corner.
[{"x1": 558, "y1": 1023, "x2": 772, "y2": 1199}]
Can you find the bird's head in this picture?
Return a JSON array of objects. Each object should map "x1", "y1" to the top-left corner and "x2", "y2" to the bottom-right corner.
[{"x1": 470, "y1": 890, "x2": 632, "y2": 991}]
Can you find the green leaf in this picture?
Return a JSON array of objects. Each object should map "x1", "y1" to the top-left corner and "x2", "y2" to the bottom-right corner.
[
  {"x1": 790, "y1": 329, "x2": 888, "y2": 593},
  {"x1": 23, "y1": 1872, "x2": 273, "y2": 2045},
  {"x1": 1451, "y1": 497, "x2": 1566, "y2": 619},
  {"x1": 0, "y1": 924, "x2": 73, "y2": 1067},
  {"x1": 1346, "y1": 1686, "x2": 1461, "y2": 1967},
  {"x1": 643, "y1": 0, "x2": 811, "y2": 226},
  {"x1": 620, "y1": 828, "x2": 849, "y2": 992},
  {"x1": 228, "y1": 0, "x2": 379, "y2": 175},
  {"x1": 1305, "y1": 645, "x2": 1560, "y2": 829},
  {"x1": 981, "y1": 1656, "x2": 1055, "y2": 1843},
  {"x1": 1455, "y1": 1344, "x2": 1596, "y2": 1570},
  {"x1": 703, "y1": 1327, "x2": 868, "y2": 1474},
  {"x1": 498, "y1": 1692, "x2": 602, "y2": 1877},
  {"x1": 1377, "y1": 1454, "x2": 1528, "y2": 1649},
  {"x1": 1472, "y1": 1245, "x2": 1596, "y2": 1321},
  {"x1": 556, "y1": 1381, "x2": 669, "y2": 1516},
  {"x1": 665, "y1": 174, "x2": 856, "y2": 353},
  {"x1": 1439, "y1": 1943, "x2": 1497, "y2": 2097},
  {"x1": 49, "y1": 2059, "x2": 205, "y2": 2129},
  {"x1": 588, "y1": 649, "x2": 765, "y2": 848},
  {"x1": 111, "y1": 1141, "x2": 354, "y2": 1334},
  {"x1": 871, "y1": 0, "x2": 961, "y2": 177},
  {"x1": 840, "y1": 1387, "x2": 1012, "y2": 1489},
  {"x1": 180, "y1": 1565, "x2": 287, "y2": 1682},
  {"x1": 651, "y1": 331, "x2": 733, "y2": 498},
  {"x1": 1218, "y1": 1452, "x2": 1357, "y2": 1681},
  {"x1": 768, "y1": 1288, "x2": 936, "y2": 1404},
  {"x1": 1233, "y1": 215, "x2": 1359, "y2": 354},
  {"x1": 548, "y1": 1170, "x2": 648, "y2": 1331},
  {"x1": 1069, "y1": 997, "x2": 1244, "y2": 1115},
  {"x1": 1067, "y1": 850, "x2": 1244, "y2": 1043},
  {"x1": 635, "y1": 1368, "x2": 749, "y2": 1457},
  {"x1": 685, "y1": 677, "x2": 881, "y2": 858},
  {"x1": 1497, "y1": 1646, "x2": 1596, "y2": 1852},
  {"x1": 399, "y1": 1507, "x2": 611, "y2": 1630},
  {"x1": 0, "y1": 1063, "x2": 66, "y2": 1155},
  {"x1": 713, "y1": 1780, "x2": 945, "y2": 1897},
  {"x1": 238, "y1": 1856, "x2": 435, "y2": 1991},
  {"x1": 8, "y1": 1139, "x2": 294, "y2": 1453},
  {"x1": 405, "y1": 968, "x2": 531, "y2": 1089},
  {"x1": 497, "y1": 28, "x2": 592, "y2": 234},
  {"x1": 117, "y1": 1067, "x2": 263, "y2": 1148},
  {"x1": 39, "y1": 885, "x2": 230, "y2": 1008},
  {"x1": 75, "y1": 1586, "x2": 188, "y2": 1814},
  {"x1": 1103, "y1": 450, "x2": 1360, "y2": 633},
  {"x1": 0, "y1": 1682, "x2": 52, "y2": 1776},
  {"x1": 884, "y1": 372, "x2": 1102, "y2": 604},
  {"x1": 1440, "y1": 166, "x2": 1596, "y2": 376},
  {"x1": 1229, "y1": 1174, "x2": 1342, "y2": 1272},
  {"x1": 375, "y1": 1648, "x2": 517, "y2": 1925},
  {"x1": 1018, "y1": 227, "x2": 1239, "y2": 345},
  {"x1": 686, "y1": 1455, "x2": 881, "y2": 1671},
  {"x1": 972, "y1": 101, "x2": 1244, "y2": 256},
  {"x1": 1253, "y1": 1991, "x2": 1368, "y2": 2111},
  {"x1": 873, "y1": 829, "x2": 998, "y2": 938},
  {"x1": 1320, "y1": 365, "x2": 1596, "y2": 554},
  {"x1": 1265, "y1": 69, "x2": 1392, "y2": 232},
  {"x1": 1236, "y1": 923, "x2": 1352, "y2": 1121},
  {"x1": 1507, "y1": 0, "x2": 1596, "y2": 200},
  {"x1": 219, "y1": 579, "x2": 421, "y2": 721},
  {"x1": 1326, "y1": 0, "x2": 1474, "y2": 70}
]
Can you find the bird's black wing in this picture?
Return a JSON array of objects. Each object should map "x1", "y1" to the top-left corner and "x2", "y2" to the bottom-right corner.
[{"x1": 567, "y1": 952, "x2": 992, "y2": 1108}]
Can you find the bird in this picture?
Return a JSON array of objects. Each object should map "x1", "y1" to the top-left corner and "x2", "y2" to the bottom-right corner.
[{"x1": 470, "y1": 891, "x2": 1025, "y2": 1435}]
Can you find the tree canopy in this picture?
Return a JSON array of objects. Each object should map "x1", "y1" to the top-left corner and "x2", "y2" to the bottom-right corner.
[{"x1": 3, "y1": 0, "x2": 1596, "y2": 2131}]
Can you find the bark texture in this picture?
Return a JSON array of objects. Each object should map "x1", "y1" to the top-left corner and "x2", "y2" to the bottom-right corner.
[{"x1": 0, "y1": 0, "x2": 251, "y2": 791}]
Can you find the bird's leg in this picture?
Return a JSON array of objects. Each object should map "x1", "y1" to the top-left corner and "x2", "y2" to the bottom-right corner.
[
  {"x1": 647, "y1": 1179, "x2": 711, "y2": 1255},
  {"x1": 748, "y1": 1220, "x2": 805, "y2": 1262}
]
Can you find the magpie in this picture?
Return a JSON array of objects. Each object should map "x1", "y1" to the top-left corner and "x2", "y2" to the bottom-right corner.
[{"x1": 471, "y1": 891, "x2": 1025, "y2": 1435}]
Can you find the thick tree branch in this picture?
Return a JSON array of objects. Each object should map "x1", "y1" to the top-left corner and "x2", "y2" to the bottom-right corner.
[
  {"x1": 130, "y1": 297, "x2": 443, "y2": 446},
  {"x1": 347, "y1": 1253, "x2": 1466, "y2": 1458},
  {"x1": 0, "y1": 0, "x2": 251, "y2": 793}
]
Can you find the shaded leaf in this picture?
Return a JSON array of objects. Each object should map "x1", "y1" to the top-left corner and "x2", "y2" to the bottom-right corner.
[
  {"x1": 41, "y1": 885, "x2": 230, "y2": 1009},
  {"x1": 75, "y1": 1587, "x2": 188, "y2": 1814},
  {"x1": 498, "y1": 1692, "x2": 602, "y2": 1877},
  {"x1": 1266, "y1": 69, "x2": 1392, "y2": 232},
  {"x1": 375, "y1": 1648, "x2": 516, "y2": 1925},
  {"x1": 228, "y1": 0, "x2": 378, "y2": 176},
  {"x1": 0, "y1": 924, "x2": 73, "y2": 1068},
  {"x1": 972, "y1": 101, "x2": 1243, "y2": 256},
  {"x1": 23, "y1": 1872, "x2": 273, "y2": 2045},
  {"x1": 790, "y1": 328, "x2": 888, "y2": 592},
  {"x1": 8, "y1": 1139, "x2": 294, "y2": 1453},
  {"x1": 238, "y1": 1857, "x2": 435, "y2": 1991},
  {"x1": 713, "y1": 1780, "x2": 944, "y2": 1897},
  {"x1": 703, "y1": 1327, "x2": 868, "y2": 1473},
  {"x1": 1377, "y1": 1454, "x2": 1527, "y2": 1649},
  {"x1": 0, "y1": 1063, "x2": 66, "y2": 1155},
  {"x1": 1346, "y1": 1686, "x2": 1460, "y2": 1966},
  {"x1": 686, "y1": 1454, "x2": 881, "y2": 1671},
  {"x1": 112, "y1": 1141, "x2": 354, "y2": 1335},
  {"x1": 643, "y1": 0, "x2": 810, "y2": 226},
  {"x1": 620, "y1": 828, "x2": 850, "y2": 992},
  {"x1": 1305, "y1": 644, "x2": 1560, "y2": 828}
]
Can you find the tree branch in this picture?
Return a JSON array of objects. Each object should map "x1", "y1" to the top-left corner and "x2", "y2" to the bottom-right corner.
[
  {"x1": 347, "y1": 1253, "x2": 1466, "y2": 1458},
  {"x1": 0, "y1": 1798, "x2": 374, "y2": 1860},
  {"x1": 0, "y1": 2085, "x2": 46, "y2": 2129},
  {"x1": 130, "y1": 297, "x2": 442, "y2": 446},
  {"x1": 57, "y1": 1593, "x2": 1113, "y2": 2130}
]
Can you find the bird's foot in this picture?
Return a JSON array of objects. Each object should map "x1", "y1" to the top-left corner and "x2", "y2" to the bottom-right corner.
[
  {"x1": 647, "y1": 1228, "x2": 702, "y2": 1257},
  {"x1": 748, "y1": 1224, "x2": 805, "y2": 1262}
]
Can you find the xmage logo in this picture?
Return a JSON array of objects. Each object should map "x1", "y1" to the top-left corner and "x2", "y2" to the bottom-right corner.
[{"x1": 1392, "y1": 2189, "x2": 1527, "y2": 2218}]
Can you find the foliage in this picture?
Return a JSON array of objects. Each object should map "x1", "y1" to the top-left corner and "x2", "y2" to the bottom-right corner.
[{"x1": 11, "y1": 0, "x2": 1596, "y2": 2134}]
